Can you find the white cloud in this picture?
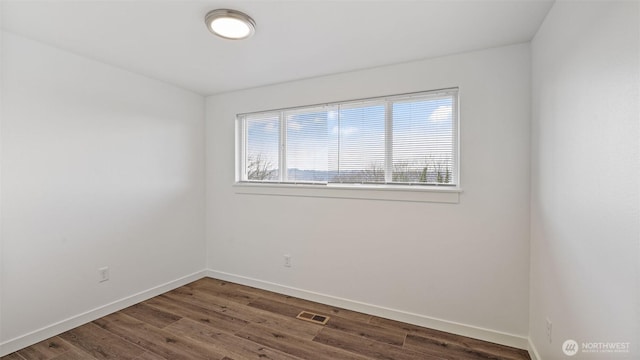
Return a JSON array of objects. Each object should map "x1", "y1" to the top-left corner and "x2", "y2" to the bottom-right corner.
[
  {"x1": 331, "y1": 125, "x2": 359, "y2": 136},
  {"x1": 264, "y1": 121, "x2": 277, "y2": 133},
  {"x1": 429, "y1": 106, "x2": 452, "y2": 122},
  {"x1": 288, "y1": 120, "x2": 302, "y2": 131}
]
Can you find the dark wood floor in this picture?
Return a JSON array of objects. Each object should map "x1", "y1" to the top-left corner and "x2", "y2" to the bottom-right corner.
[{"x1": 2, "y1": 278, "x2": 530, "y2": 360}]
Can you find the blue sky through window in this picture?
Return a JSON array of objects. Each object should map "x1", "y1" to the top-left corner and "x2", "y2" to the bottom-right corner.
[
  {"x1": 286, "y1": 109, "x2": 329, "y2": 181},
  {"x1": 246, "y1": 113, "x2": 279, "y2": 180},
  {"x1": 242, "y1": 90, "x2": 456, "y2": 184}
]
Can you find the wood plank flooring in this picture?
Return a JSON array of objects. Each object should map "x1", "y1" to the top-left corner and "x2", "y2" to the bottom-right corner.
[{"x1": 2, "y1": 278, "x2": 531, "y2": 360}]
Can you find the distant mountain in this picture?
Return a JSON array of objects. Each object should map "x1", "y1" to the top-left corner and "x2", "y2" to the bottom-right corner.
[
  {"x1": 281, "y1": 168, "x2": 452, "y2": 184},
  {"x1": 286, "y1": 169, "x2": 334, "y2": 182}
]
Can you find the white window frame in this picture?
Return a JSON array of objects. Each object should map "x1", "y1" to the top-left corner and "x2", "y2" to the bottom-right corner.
[{"x1": 235, "y1": 88, "x2": 462, "y2": 203}]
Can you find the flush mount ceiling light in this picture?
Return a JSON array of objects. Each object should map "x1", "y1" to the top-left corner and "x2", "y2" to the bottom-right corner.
[{"x1": 205, "y1": 9, "x2": 256, "y2": 40}]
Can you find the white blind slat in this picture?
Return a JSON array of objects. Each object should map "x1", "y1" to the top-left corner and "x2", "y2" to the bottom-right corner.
[
  {"x1": 240, "y1": 88, "x2": 458, "y2": 186},
  {"x1": 244, "y1": 113, "x2": 280, "y2": 181},
  {"x1": 285, "y1": 107, "x2": 329, "y2": 183}
]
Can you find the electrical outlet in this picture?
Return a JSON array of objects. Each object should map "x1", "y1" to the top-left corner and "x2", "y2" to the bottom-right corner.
[
  {"x1": 284, "y1": 254, "x2": 291, "y2": 268},
  {"x1": 546, "y1": 317, "x2": 552, "y2": 343},
  {"x1": 98, "y1": 267, "x2": 110, "y2": 283}
]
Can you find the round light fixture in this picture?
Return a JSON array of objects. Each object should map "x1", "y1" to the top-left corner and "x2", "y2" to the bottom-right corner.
[{"x1": 205, "y1": 9, "x2": 256, "y2": 40}]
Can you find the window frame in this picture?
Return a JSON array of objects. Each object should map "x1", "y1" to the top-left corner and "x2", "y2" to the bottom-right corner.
[{"x1": 235, "y1": 88, "x2": 462, "y2": 202}]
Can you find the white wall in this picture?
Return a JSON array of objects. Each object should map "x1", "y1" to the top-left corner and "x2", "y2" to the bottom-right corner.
[
  {"x1": 0, "y1": 32, "x2": 206, "y2": 354},
  {"x1": 0, "y1": 6, "x2": 5, "y2": 354},
  {"x1": 530, "y1": 2, "x2": 639, "y2": 359},
  {"x1": 206, "y1": 43, "x2": 532, "y2": 346}
]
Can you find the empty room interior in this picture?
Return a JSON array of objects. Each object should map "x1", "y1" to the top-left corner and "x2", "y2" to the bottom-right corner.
[{"x1": 0, "y1": 1, "x2": 638, "y2": 359}]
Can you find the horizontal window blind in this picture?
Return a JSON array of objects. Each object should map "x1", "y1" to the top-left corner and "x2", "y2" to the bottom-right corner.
[
  {"x1": 331, "y1": 101, "x2": 386, "y2": 184},
  {"x1": 285, "y1": 107, "x2": 329, "y2": 182},
  {"x1": 237, "y1": 88, "x2": 458, "y2": 186},
  {"x1": 244, "y1": 112, "x2": 280, "y2": 181}
]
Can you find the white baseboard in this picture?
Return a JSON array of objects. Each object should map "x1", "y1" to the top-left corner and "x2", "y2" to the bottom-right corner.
[
  {"x1": 206, "y1": 269, "x2": 530, "y2": 350},
  {"x1": 0, "y1": 270, "x2": 206, "y2": 357},
  {"x1": 2, "y1": 268, "x2": 537, "y2": 358},
  {"x1": 528, "y1": 338, "x2": 543, "y2": 360}
]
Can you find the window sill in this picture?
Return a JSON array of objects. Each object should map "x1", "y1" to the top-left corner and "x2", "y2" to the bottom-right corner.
[{"x1": 233, "y1": 182, "x2": 461, "y2": 203}]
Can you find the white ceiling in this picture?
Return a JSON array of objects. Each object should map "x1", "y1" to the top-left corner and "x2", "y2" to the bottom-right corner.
[{"x1": 1, "y1": 0, "x2": 554, "y2": 96}]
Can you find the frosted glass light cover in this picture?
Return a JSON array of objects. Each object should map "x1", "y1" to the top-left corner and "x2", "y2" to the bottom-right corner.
[
  {"x1": 211, "y1": 18, "x2": 251, "y2": 39},
  {"x1": 205, "y1": 9, "x2": 256, "y2": 40}
]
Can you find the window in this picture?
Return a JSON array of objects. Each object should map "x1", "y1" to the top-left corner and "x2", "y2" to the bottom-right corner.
[{"x1": 237, "y1": 88, "x2": 458, "y2": 188}]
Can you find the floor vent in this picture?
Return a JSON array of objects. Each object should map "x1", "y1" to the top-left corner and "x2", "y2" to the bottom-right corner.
[{"x1": 296, "y1": 311, "x2": 330, "y2": 325}]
